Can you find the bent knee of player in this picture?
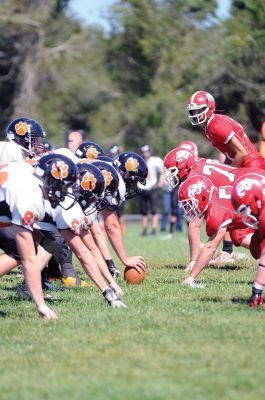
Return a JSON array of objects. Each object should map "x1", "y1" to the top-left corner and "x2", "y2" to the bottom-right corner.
[{"x1": 240, "y1": 233, "x2": 252, "y2": 249}]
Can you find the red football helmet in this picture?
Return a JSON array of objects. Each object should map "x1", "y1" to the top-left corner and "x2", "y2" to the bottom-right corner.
[
  {"x1": 231, "y1": 173, "x2": 265, "y2": 229},
  {"x1": 164, "y1": 148, "x2": 197, "y2": 188},
  {"x1": 178, "y1": 175, "x2": 214, "y2": 222},
  {"x1": 186, "y1": 91, "x2": 215, "y2": 126},
  {"x1": 177, "y1": 141, "x2": 198, "y2": 157}
]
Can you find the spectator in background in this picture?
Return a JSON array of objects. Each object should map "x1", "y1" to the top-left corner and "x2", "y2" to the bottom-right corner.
[
  {"x1": 108, "y1": 143, "x2": 126, "y2": 236},
  {"x1": 66, "y1": 130, "x2": 83, "y2": 153},
  {"x1": 160, "y1": 178, "x2": 184, "y2": 239},
  {"x1": 108, "y1": 144, "x2": 122, "y2": 158},
  {"x1": 160, "y1": 179, "x2": 171, "y2": 233},
  {"x1": 138, "y1": 144, "x2": 164, "y2": 236}
]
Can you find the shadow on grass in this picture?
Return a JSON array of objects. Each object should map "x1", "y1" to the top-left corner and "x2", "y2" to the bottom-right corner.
[
  {"x1": 0, "y1": 295, "x2": 66, "y2": 305},
  {"x1": 0, "y1": 310, "x2": 9, "y2": 317},
  {"x1": 230, "y1": 297, "x2": 250, "y2": 305},
  {"x1": 202, "y1": 279, "x2": 252, "y2": 285},
  {"x1": 206, "y1": 264, "x2": 243, "y2": 271},
  {"x1": 164, "y1": 264, "x2": 186, "y2": 270},
  {"x1": 6, "y1": 270, "x2": 21, "y2": 276},
  {"x1": 199, "y1": 297, "x2": 223, "y2": 303}
]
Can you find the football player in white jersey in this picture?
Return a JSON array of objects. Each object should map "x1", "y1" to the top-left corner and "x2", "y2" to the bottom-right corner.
[
  {"x1": 75, "y1": 146, "x2": 148, "y2": 273},
  {"x1": 33, "y1": 161, "x2": 126, "y2": 308},
  {"x1": 0, "y1": 153, "x2": 79, "y2": 318},
  {"x1": 1, "y1": 118, "x2": 85, "y2": 288}
]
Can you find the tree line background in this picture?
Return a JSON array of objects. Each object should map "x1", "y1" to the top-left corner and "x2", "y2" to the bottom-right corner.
[{"x1": 0, "y1": 0, "x2": 264, "y2": 159}]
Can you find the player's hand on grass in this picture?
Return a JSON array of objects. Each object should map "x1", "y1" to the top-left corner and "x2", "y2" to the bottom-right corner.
[
  {"x1": 102, "y1": 288, "x2": 127, "y2": 308},
  {"x1": 110, "y1": 281, "x2": 124, "y2": 297},
  {"x1": 182, "y1": 276, "x2": 205, "y2": 289},
  {"x1": 185, "y1": 260, "x2": 196, "y2": 271},
  {"x1": 124, "y1": 256, "x2": 146, "y2": 273},
  {"x1": 37, "y1": 304, "x2": 57, "y2": 320}
]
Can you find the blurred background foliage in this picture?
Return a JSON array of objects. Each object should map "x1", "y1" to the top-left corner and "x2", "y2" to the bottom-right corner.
[{"x1": 0, "y1": 0, "x2": 264, "y2": 158}]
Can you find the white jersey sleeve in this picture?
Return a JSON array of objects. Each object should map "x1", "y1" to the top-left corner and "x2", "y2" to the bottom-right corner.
[
  {"x1": 1, "y1": 173, "x2": 45, "y2": 231},
  {"x1": 82, "y1": 210, "x2": 98, "y2": 230},
  {"x1": 0, "y1": 142, "x2": 24, "y2": 164},
  {"x1": 54, "y1": 148, "x2": 79, "y2": 164},
  {"x1": 52, "y1": 201, "x2": 85, "y2": 235}
]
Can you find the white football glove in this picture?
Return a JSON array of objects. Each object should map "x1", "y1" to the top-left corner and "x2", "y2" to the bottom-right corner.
[{"x1": 102, "y1": 288, "x2": 127, "y2": 308}]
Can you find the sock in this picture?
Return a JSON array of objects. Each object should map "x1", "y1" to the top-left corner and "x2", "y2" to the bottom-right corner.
[
  {"x1": 252, "y1": 281, "x2": 264, "y2": 298},
  {"x1": 169, "y1": 222, "x2": 174, "y2": 234},
  {"x1": 222, "y1": 240, "x2": 233, "y2": 254}
]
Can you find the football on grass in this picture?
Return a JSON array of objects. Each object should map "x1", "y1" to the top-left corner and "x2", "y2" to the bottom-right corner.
[{"x1": 124, "y1": 267, "x2": 145, "y2": 285}]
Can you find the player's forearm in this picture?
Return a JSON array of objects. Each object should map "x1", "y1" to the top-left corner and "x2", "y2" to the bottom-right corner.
[
  {"x1": 23, "y1": 259, "x2": 45, "y2": 308},
  {"x1": 189, "y1": 245, "x2": 216, "y2": 280},
  {"x1": 105, "y1": 219, "x2": 127, "y2": 263},
  {"x1": 188, "y1": 220, "x2": 202, "y2": 261},
  {"x1": 61, "y1": 229, "x2": 108, "y2": 291},
  {"x1": 189, "y1": 230, "x2": 225, "y2": 279},
  {"x1": 81, "y1": 231, "x2": 114, "y2": 284},
  {"x1": 231, "y1": 152, "x2": 246, "y2": 167},
  {"x1": 90, "y1": 221, "x2": 112, "y2": 260},
  {"x1": 75, "y1": 248, "x2": 107, "y2": 291}
]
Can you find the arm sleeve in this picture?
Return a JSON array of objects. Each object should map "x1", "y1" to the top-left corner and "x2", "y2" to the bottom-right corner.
[
  {"x1": 206, "y1": 207, "x2": 232, "y2": 237},
  {"x1": 54, "y1": 203, "x2": 84, "y2": 235},
  {"x1": 209, "y1": 118, "x2": 235, "y2": 145}
]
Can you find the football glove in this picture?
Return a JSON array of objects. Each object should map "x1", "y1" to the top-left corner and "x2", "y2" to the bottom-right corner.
[
  {"x1": 102, "y1": 288, "x2": 127, "y2": 308},
  {"x1": 106, "y1": 259, "x2": 121, "y2": 280}
]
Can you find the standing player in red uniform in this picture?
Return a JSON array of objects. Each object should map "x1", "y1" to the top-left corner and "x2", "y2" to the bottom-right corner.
[
  {"x1": 186, "y1": 90, "x2": 265, "y2": 169},
  {"x1": 186, "y1": 90, "x2": 265, "y2": 264}
]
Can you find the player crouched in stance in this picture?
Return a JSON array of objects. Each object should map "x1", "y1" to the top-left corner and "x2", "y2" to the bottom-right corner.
[
  {"x1": 231, "y1": 173, "x2": 265, "y2": 307},
  {"x1": 0, "y1": 153, "x2": 79, "y2": 319},
  {"x1": 33, "y1": 158, "x2": 126, "y2": 309},
  {"x1": 164, "y1": 147, "x2": 238, "y2": 270},
  {"x1": 75, "y1": 145, "x2": 148, "y2": 274},
  {"x1": 178, "y1": 174, "x2": 258, "y2": 288}
]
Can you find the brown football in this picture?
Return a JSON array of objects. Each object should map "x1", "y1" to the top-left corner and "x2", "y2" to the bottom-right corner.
[{"x1": 124, "y1": 267, "x2": 145, "y2": 285}]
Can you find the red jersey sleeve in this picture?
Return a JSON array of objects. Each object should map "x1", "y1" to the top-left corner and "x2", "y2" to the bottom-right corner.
[
  {"x1": 206, "y1": 202, "x2": 232, "y2": 237},
  {"x1": 208, "y1": 116, "x2": 235, "y2": 145}
]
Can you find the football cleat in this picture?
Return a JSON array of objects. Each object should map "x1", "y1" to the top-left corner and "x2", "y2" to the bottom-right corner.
[
  {"x1": 16, "y1": 283, "x2": 31, "y2": 300},
  {"x1": 41, "y1": 277, "x2": 65, "y2": 291},
  {"x1": 250, "y1": 295, "x2": 264, "y2": 308},
  {"x1": 16, "y1": 283, "x2": 56, "y2": 300},
  {"x1": 61, "y1": 276, "x2": 91, "y2": 287},
  {"x1": 209, "y1": 251, "x2": 236, "y2": 265},
  {"x1": 102, "y1": 288, "x2": 127, "y2": 308}
]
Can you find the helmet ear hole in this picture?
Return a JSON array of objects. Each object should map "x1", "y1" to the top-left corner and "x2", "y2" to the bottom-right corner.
[{"x1": 202, "y1": 196, "x2": 206, "y2": 202}]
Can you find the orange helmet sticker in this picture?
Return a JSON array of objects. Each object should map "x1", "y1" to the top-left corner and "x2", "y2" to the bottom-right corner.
[
  {"x1": 86, "y1": 147, "x2": 99, "y2": 159},
  {"x1": 125, "y1": 157, "x2": 139, "y2": 172},
  {"x1": 15, "y1": 121, "x2": 29, "y2": 136},
  {"x1": 81, "y1": 172, "x2": 97, "y2": 191},
  {"x1": 51, "y1": 161, "x2": 69, "y2": 180},
  {"x1": 102, "y1": 169, "x2": 113, "y2": 187}
]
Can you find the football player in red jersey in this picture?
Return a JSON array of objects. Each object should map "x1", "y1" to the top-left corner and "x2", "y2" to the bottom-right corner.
[
  {"x1": 164, "y1": 148, "x2": 239, "y2": 269},
  {"x1": 178, "y1": 174, "x2": 257, "y2": 287},
  {"x1": 177, "y1": 140, "x2": 198, "y2": 157},
  {"x1": 186, "y1": 90, "x2": 265, "y2": 169},
  {"x1": 232, "y1": 172, "x2": 265, "y2": 307}
]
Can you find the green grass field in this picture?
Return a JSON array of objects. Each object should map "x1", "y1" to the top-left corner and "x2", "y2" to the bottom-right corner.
[{"x1": 0, "y1": 223, "x2": 264, "y2": 400}]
